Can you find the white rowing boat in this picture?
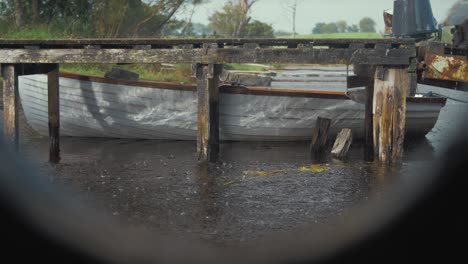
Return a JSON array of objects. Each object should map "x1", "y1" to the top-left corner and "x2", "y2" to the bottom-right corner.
[{"x1": 16, "y1": 72, "x2": 446, "y2": 141}]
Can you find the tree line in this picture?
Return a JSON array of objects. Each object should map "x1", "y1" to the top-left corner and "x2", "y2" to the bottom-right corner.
[
  {"x1": 0, "y1": 0, "x2": 374, "y2": 38},
  {"x1": 312, "y1": 17, "x2": 377, "y2": 34},
  {"x1": 0, "y1": 0, "x2": 209, "y2": 38}
]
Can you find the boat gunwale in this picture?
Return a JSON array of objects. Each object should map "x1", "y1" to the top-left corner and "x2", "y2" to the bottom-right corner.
[{"x1": 58, "y1": 72, "x2": 447, "y2": 105}]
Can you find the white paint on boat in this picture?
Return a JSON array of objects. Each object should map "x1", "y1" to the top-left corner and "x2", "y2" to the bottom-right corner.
[{"x1": 17, "y1": 74, "x2": 445, "y2": 141}]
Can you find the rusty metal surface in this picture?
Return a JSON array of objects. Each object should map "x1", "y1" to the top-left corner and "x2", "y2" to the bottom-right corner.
[{"x1": 422, "y1": 53, "x2": 468, "y2": 82}]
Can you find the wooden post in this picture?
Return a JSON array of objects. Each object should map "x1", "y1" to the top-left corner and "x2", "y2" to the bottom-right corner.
[
  {"x1": 364, "y1": 83, "x2": 375, "y2": 162},
  {"x1": 196, "y1": 63, "x2": 223, "y2": 163},
  {"x1": 408, "y1": 58, "x2": 418, "y2": 96},
  {"x1": 373, "y1": 66, "x2": 408, "y2": 164},
  {"x1": 310, "y1": 117, "x2": 331, "y2": 160},
  {"x1": 331, "y1": 128, "x2": 353, "y2": 159},
  {"x1": 2, "y1": 64, "x2": 19, "y2": 148},
  {"x1": 48, "y1": 64, "x2": 60, "y2": 163}
]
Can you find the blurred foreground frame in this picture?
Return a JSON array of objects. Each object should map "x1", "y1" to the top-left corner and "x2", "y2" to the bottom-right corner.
[{"x1": 0, "y1": 113, "x2": 467, "y2": 263}]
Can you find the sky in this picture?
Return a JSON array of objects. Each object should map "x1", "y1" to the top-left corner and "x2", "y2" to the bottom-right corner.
[{"x1": 178, "y1": 0, "x2": 460, "y2": 34}]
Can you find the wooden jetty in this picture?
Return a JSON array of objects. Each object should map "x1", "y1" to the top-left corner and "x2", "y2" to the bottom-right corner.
[{"x1": 0, "y1": 38, "x2": 453, "y2": 164}]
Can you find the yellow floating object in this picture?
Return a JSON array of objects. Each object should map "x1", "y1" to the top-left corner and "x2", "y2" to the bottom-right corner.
[
  {"x1": 298, "y1": 164, "x2": 331, "y2": 173},
  {"x1": 224, "y1": 180, "x2": 242, "y2": 186},
  {"x1": 243, "y1": 170, "x2": 285, "y2": 177}
]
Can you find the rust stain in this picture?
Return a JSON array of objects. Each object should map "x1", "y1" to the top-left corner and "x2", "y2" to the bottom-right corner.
[{"x1": 423, "y1": 54, "x2": 468, "y2": 82}]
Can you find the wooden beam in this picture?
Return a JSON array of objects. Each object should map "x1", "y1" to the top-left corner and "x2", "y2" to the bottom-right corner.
[
  {"x1": 196, "y1": 63, "x2": 223, "y2": 163},
  {"x1": 351, "y1": 48, "x2": 416, "y2": 65},
  {"x1": 48, "y1": 64, "x2": 60, "y2": 163},
  {"x1": 373, "y1": 67, "x2": 408, "y2": 164},
  {"x1": 214, "y1": 48, "x2": 352, "y2": 64},
  {"x1": 0, "y1": 38, "x2": 416, "y2": 49},
  {"x1": 0, "y1": 48, "x2": 415, "y2": 65},
  {"x1": 0, "y1": 49, "x2": 202, "y2": 64},
  {"x1": 2, "y1": 64, "x2": 19, "y2": 148}
]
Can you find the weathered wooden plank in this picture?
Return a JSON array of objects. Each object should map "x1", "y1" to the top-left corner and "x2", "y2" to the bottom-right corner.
[
  {"x1": 0, "y1": 49, "x2": 202, "y2": 64},
  {"x1": 351, "y1": 48, "x2": 416, "y2": 65},
  {"x1": 0, "y1": 38, "x2": 416, "y2": 48},
  {"x1": 196, "y1": 63, "x2": 223, "y2": 163},
  {"x1": 48, "y1": 64, "x2": 60, "y2": 163},
  {"x1": 392, "y1": 68, "x2": 408, "y2": 163},
  {"x1": 2, "y1": 64, "x2": 19, "y2": 148},
  {"x1": 0, "y1": 48, "x2": 415, "y2": 65},
  {"x1": 310, "y1": 117, "x2": 332, "y2": 160},
  {"x1": 331, "y1": 128, "x2": 353, "y2": 159},
  {"x1": 373, "y1": 67, "x2": 408, "y2": 164},
  {"x1": 214, "y1": 48, "x2": 352, "y2": 64}
]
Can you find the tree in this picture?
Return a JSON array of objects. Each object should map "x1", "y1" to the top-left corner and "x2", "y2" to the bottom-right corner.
[
  {"x1": 180, "y1": 0, "x2": 209, "y2": 36},
  {"x1": 93, "y1": 0, "x2": 129, "y2": 38},
  {"x1": 347, "y1": 24, "x2": 359, "y2": 32},
  {"x1": 274, "y1": 30, "x2": 293, "y2": 37},
  {"x1": 336, "y1": 20, "x2": 347, "y2": 33},
  {"x1": 359, "y1": 17, "x2": 376, "y2": 32},
  {"x1": 312, "y1": 22, "x2": 325, "y2": 34},
  {"x1": 13, "y1": 0, "x2": 24, "y2": 28},
  {"x1": 0, "y1": 0, "x2": 203, "y2": 38},
  {"x1": 209, "y1": 0, "x2": 258, "y2": 38},
  {"x1": 284, "y1": 0, "x2": 302, "y2": 38},
  {"x1": 312, "y1": 22, "x2": 338, "y2": 34},
  {"x1": 235, "y1": 0, "x2": 257, "y2": 37},
  {"x1": 244, "y1": 20, "x2": 273, "y2": 38},
  {"x1": 129, "y1": 0, "x2": 186, "y2": 37},
  {"x1": 31, "y1": 0, "x2": 39, "y2": 23},
  {"x1": 191, "y1": 23, "x2": 213, "y2": 37}
]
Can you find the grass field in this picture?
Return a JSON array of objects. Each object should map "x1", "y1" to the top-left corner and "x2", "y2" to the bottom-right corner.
[
  {"x1": 2, "y1": 26, "x2": 67, "y2": 39},
  {"x1": 278, "y1": 32, "x2": 382, "y2": 39}
]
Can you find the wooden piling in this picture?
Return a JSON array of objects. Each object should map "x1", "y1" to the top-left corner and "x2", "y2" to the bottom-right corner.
[
  {"x1": 2, "y1": 64, "x2": 19, "y2": 148},
  {"x1": 364, "y1": 83, "x2": 375, "y2": 161},
  {"x1": 407, "y1": 58, "x2": 418, "y2": 96},
  {"x1": 331, "y1": 128, "x2": 353, "y2": 159},
  {"x1": 310, "y1": 117, "x2": 331, "y2": 160},
  {"x1": 48, "y1": 64, "x2": 60, "y2": 163},
  {"x1": 373, "y1": 66, "x2": 408, "y2": 164},
  {"x1": 196, "y1": 63, "x2": 223, "y2": 163}
]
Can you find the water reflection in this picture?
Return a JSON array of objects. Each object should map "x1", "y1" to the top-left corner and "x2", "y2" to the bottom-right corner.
[{"x1": 194, "y1": 163, "x2": 223, "y2": 233}]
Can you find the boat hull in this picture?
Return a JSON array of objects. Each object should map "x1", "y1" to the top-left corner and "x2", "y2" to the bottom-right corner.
[{"x1": 18, "y1": 74, "x2": 445, "y2": 141}]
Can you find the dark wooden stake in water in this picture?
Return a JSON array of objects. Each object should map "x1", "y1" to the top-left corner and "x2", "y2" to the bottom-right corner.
[
  {"x1": 2, "y1": 64, "x2": 19, "y2": 148},
  {"x1": 331, "y1": 128, "x2": 353, "y2": 159},
  {"x1": 364, "y1": 83, "x2": 375, "y2": 162},
  {"x1": 373, "y1": 66, "x2": 408, "y2": 164},
  {"x1": 48, "y1": 64, "x2": 60, "y2": 163},
  {"x1": 310, "y1": 117, "x2": 331, "y2": 159},
  {"x1": 196, "y1": 63, "x2": 223, "y2": 163}
]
